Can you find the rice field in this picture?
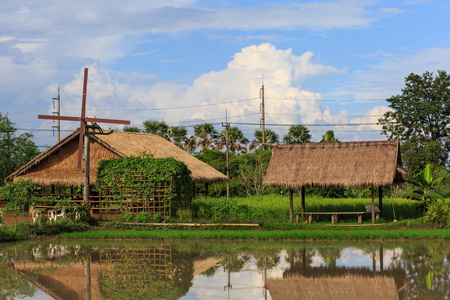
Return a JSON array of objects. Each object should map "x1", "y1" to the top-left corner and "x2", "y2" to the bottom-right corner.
[{"x1": 191, "y1": 194, "x2": 428, "y2": 223}]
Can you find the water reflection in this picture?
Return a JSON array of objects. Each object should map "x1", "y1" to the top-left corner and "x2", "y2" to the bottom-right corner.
[{"x1": 0, "y1": 240, "x2": 448, "y2": 300}]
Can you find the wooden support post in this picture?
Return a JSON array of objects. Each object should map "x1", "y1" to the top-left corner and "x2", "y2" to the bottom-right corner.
[
  {"x1": 371, "y1": 184, "x2": 375, "y2": 224},
  {"x1": 301, "y1": 186, "x2": 306, "y2": 220},
  {"x1": 378, "y1": 185, "x2": 383, "y2": 218},
  {"x1": 289, "y1": 188, "x2": 294, "y2": 224}
]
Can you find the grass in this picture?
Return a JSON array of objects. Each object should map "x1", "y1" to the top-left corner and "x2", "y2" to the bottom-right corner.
[
  {"x1": 191, "y1": 195, "x2": 426, "y2": 223},
  {"x1": 1, "y1": 195, "x2": 449, "y2": 242}
]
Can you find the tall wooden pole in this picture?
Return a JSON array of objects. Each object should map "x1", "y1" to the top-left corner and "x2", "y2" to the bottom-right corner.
[
  {"x1": 261, "y1": 83, "x2": 265, "y2": 150},
  {"x1": 57, "y1": 85, "x2": 61, "y2": 142},
  {"x1": 222, "y1": 110, "x2": 230, "y2": 198},
  {"x1": 301, "y1": 186, "x2": 306, "y2": 220},
  {"x1": 83, "y1": 130, "x2": 90, "y2": 203},
  {"x1": 378, "y1": 185, "x2": 383, "y2": 218},
  {"x1": 289, "y1": 188, "x2": 294, "y2": 223},
  {"x1": 371, "y1": 184, "x2": 375, "y2": 224}
]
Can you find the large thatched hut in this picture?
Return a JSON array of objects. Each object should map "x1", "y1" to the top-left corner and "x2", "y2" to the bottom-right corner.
[
  {"x1": 263, "y1": 141, "x2": 408, "y2": 223},
  {"x1": 6, "y1": 128, "x2": 227, "y2": 186}
]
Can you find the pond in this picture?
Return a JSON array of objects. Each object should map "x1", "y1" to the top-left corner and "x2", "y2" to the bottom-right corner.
[{"x1": 0, "y1": 240, "x2": 448, "y2": 300}]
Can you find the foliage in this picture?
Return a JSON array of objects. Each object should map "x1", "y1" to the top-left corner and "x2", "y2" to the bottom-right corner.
[
  {"x1": 378, "y1": 71, "x2": 450, "y2": 170},
  {"x1": 320, "y1": 130, "x2": 340, "y2": 143},
  {"x1": 123, "y1": 126, "x2": 141, "y2": 132},
  {"x1": 216, "y1": 126, "x2": 249, "y2": 154},
  {"x1": 97, "y1": 156, "x2": 194, "y2": 215},
  {"x1": 238, "y1": 149, "x2": 272, "y2": 196},
  {"x1": 143, "y1": 120, "x2": 170, "y2": 139},
  {"x1": 193, "y1": 123, "x2": 218, "y2": 150},
  {"x1": 0, "y1": 179, "x2": 37, "y2": 214},
  {"x1": 249, "y1": 129, "x2": 279, "y2": 150},
  {"x1": 406, "y1": 164, "x2": 448, "y2": 210},
  {"x1": 0, "y1": 113, "x2": 40, "y2": 186},
  {"x1": 283, "y1": 124, "x2": 311, "y2": 144}
]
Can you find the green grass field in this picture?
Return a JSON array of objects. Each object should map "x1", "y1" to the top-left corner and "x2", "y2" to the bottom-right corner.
[{"x1": 190, "y1": 194, "x2": 427, "y2": 223}]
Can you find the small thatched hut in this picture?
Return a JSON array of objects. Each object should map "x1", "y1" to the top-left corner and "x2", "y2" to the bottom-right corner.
[
  {"x1": 6, "y1": 128, "x2": 227, "y2": 186},
  {"x1": 263, "y1": 141, "x2": 408, "y2": 223}
]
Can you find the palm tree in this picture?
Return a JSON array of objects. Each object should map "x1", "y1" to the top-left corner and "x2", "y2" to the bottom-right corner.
[
  {"x1": 249, "y1": 129, "x2": 279, "y2": 150},
  {"x1": 193, "y1": 123, "x2": 218, "y2": 150},
  {"x1": 320, "y1": 130, "x2": 340, "y2": 143},
  {"x1": 168, "y1": 126, "x2": 188, "y2": 148},
  {"x1": 142, "y1": 120, "x2": 170, "y2": 140},
  {"x1": 217, "y1": 126, "x2": 250, "y2": 154},
  {"x1": 283, "y1": 125, "x2": 311, "y2": 144}
]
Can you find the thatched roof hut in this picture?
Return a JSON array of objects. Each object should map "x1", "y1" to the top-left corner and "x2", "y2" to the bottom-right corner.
[
  {"x1": 266, "y1": 274, "x2": 399, "y2": 300},
  {"x1": 263, "y1": 141, "x2": 407, "y2": 188},
  {"x1": 5, "y1": 129, "x2": 227, "y2": 185}
]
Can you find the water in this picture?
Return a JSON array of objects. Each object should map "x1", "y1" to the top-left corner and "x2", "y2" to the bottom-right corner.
[{"x1": 0, "y1": 240, "x2": 448, "y2": 299}]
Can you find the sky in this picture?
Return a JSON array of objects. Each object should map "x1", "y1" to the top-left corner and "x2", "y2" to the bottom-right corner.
[{"x1": 2, "y1": 0, "x2": 450, "y2": 149}]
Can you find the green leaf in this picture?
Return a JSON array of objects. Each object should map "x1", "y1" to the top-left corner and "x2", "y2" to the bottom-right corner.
[
  {"x1": 426, "y1": 271, "x2": 434, "y2": 291},
  {"x1": 424, "y1": 164, "x2": 433, "y2": 184}
]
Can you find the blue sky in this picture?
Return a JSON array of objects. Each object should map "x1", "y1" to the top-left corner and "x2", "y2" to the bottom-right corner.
[{"x1": 1, "y1": 0, "x2": 450, "y2": 148}]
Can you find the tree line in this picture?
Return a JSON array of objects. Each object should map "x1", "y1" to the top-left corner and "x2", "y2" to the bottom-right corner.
[{"x1": 124, "y1": 120, "x2": 340, "y2": 153}]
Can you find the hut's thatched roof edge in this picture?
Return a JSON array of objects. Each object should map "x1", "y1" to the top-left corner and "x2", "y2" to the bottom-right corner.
[
  {"x1": 263, "y1": 140, "x2": 407, "y2": 189},
  {"x1": 5, "y1": 129, "x2": 81, "y2": 184}
]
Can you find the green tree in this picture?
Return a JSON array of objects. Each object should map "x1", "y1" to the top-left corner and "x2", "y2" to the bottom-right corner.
[
  {"x1": 216, "y1": 126, "x2": 249, "y2": 154},
  {"x1": 143, "y1": 120, "x2": 170, "y2": 139},
  {"x1": 249, "y1": 129, "x2": 279, "y2": 150},
  {"x1": 193, "y1": 123, "x2": 218, "y2": 150},
  {"x1": 0, "y1": 113, "x2": 40, "y2": 185},
  {"x1": 168, "y1": 126, "x2": 188, "y2": 148},
  {"x1": 283, "y1": 125, "x2": 311, "y2": 144},
  {"x1": 378, "y1": 71, "x2": 450, "y2": 171},
  {"x1": 320, "y1": 130, "x2": 340, "y2": 143},
  {"x1": 123, "y1": 126, "x2": 141, "y2": 132}
]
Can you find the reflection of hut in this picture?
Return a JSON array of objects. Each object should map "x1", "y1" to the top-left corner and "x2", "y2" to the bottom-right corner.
[
  {"x1": 11, "y1": 244, "x2": 212, "y2": 300},
  {"x1": 263, "y1": 141, "x2": 408, "y2": 221},
  {"x1": 6, "y1": 129, "x2": 226, "y2": 185},
  {"x1": 266, "y1": 274, "x2": 399, "y2": 300}
]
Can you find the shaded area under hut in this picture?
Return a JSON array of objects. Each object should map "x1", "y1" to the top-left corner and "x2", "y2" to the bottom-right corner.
[
  {"x1": 263, "y1": 141, "x2": 408, "y2": 223},
  {"x1": 5, "y1": 129, "x2": 226, "y2": 217}
]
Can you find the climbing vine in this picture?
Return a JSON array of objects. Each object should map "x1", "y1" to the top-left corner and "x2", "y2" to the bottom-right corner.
[{"x1": 97, "y1": 156, "x2": 194, "y2": 212}]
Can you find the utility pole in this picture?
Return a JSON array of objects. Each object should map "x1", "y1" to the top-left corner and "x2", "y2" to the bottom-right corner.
[
  {"x1": 260, "y1": 76, "x2": 265, "y2": 150},
  {"x1": 222, "y1": 110, "x2": 230, "y2": 198},
  {"x1": 52, "y1": 85, "x2": 61, "y2": 142}
]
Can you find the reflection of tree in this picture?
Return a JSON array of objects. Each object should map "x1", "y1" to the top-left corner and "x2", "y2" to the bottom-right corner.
[
  {"x1": 220, "y1": 254, "x2": 251, "y2": 272},
  {"x1": 253, "y1": 249, "x2": 281, "y2": 273},
  {"x1": 398, "y1": 242, "x2": 450, "y2": 300},
  {"x1": 97, "y1": 248, "x2": 194, "y2": 300},
  {"x1": 0, "y1": 258, "x2": 36, "y2": 299},
  {"x1": 284, "y1": 247, "x2": 315, "y2": 276},
  {"x1": 316, "y1": 248, "x2": 342, "y2": 268}
]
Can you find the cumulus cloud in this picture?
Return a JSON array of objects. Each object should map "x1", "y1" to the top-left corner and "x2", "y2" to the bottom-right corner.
[{"x1": 49, "y1": 44, "x2": 346, "y2": 140}]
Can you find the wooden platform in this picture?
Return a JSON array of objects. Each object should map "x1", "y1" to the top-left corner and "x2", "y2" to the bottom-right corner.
[{"x1": 296, "y1": 211, "x2": 380, "y2": 224}]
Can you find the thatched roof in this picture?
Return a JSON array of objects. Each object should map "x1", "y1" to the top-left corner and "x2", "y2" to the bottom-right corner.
[
  {"x1": 263, "y1": 141, "x2": 407, "y2": 188},
  {"x1": 266, "y1": 274, "x2": 399, "y2": 300},
  {"x1": 5, "y1": 129, "x2": 227, "y2": 185}
]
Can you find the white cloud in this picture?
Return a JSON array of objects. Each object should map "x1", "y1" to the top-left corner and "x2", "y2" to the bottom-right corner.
[{"x1": 51, "y1": 44, "x2": 345, "y2": 138}]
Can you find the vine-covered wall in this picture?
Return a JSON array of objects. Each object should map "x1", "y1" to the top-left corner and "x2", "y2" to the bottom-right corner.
[{"x1": 97, "y1": 157, "x2": 194, "y2": 216}]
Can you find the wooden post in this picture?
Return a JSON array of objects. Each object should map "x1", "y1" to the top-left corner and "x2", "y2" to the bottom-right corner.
[
  {"x1": 371, "y1": 184, "x2": 375, "y2": 224},
  {"x1": 289, "y1": 188, "x2": 294, "y2": 224},
  {"x1": 378, "y1": 185, "x2": 383, "y2": 218},
  {"x1": 83, "y1": 132, "x2": 90, "y2": 203},
  {"x1": 301, "y1": 186, "x2": 306, "y2": 220}
]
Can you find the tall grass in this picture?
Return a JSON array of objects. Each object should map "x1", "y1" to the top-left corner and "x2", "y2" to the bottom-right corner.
[{"x1": 191, "y1": 195, "x2": 429, "y2": 223}]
